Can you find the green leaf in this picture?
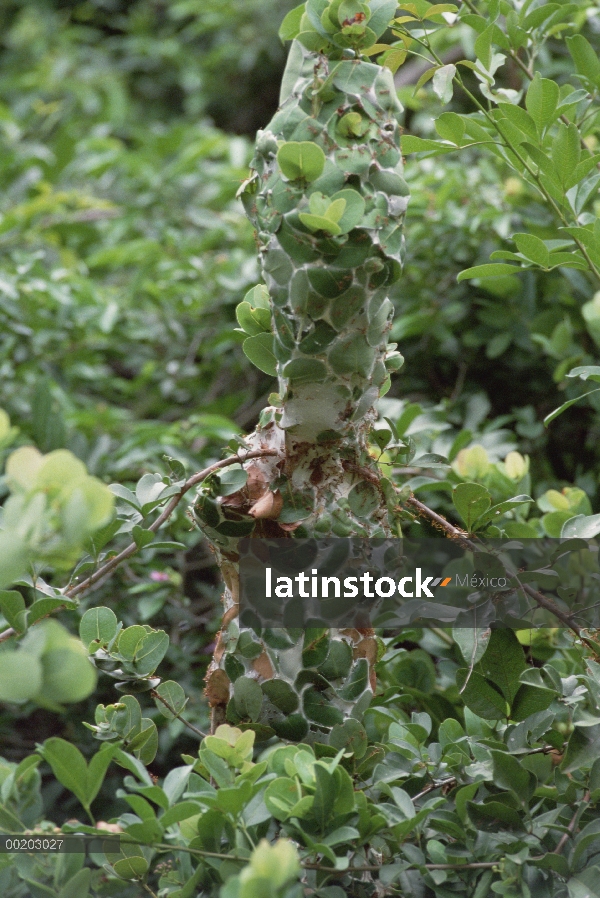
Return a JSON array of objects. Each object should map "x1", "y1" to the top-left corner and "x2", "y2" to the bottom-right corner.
[
  {"x1": 525, "y1": 73, "x2": 560, "y2": 131},
  {"x1": 561, "y1": 514, "x2": 600, "y2": 539},
  {"x1": 456, "y1": 669, "x2": 508, "y2": 720},
  {"x1": 369, "y1": 0, "x2": 399, "y2": 40},
  {"x1": 567, "y1": 366, "x2": 600, "y2": 383},
  {"x1": 0, "y1": 590, "x2": 27, "y2": 634},
  {"x1": 261, "y1": 679, "x2": 299, "y2": 714},
  {"x1": 0, "y1": 532, "x2": 29, "y2": 590},
  {"x1": 272, "y1": 714, "x2": 309, "y2": 741},
  {"x1": 243, "y1": 333, "x2": 277, "y2": 376},
  {"x1": 513, "y1": 233, "x2": 550, "y2": 268},
  {"x1": 38, "y1": 737, "x2": 90, "y2": 812},
  {"x1": 0, "y1": 801, "x2": 26, "y2": 832},
  {"x1": 329, "y1": 719, "x2": 367, "y2": 758},
  {"x1": 79, "y1": 607, "x2": 118, "y2": 651},
  {"x1": 544, "y1": 390, "x2": 600, "y2": 426},
  {"x1": 563, "y1": 723, "x2": 600, "y2": 774},
  {"x1": 328, "y1": 335, "x2": 375, "y2": 376},
  {"x1": 160, "y1": 800, "x2": 202, "y2": 828},
  {"x1": 0, "y1": 651, "x2": 43, "y2": 703},
  {"x1": 423, "y1": 3, "x2": 459, "y2": 20},
  {"x1": 322, "y1": 197, "x2": 346, "y2": 223},
  {"x1": 510, "y1": 684, "x2": 556, "y2": 722},
  {"x1": 474, "y1": 24, "x2": 494, "y2": 68},
  {"x1": 474, "y1": 495, "x2": 532, "y2": 527},
  {"x1": 283, "y1": 358, "x2": 328, "y2": 383},
  {"x1": 234, "y1": 677, "x2": 263, "y2": 721},
  {"x1": 113, "y1": 855, "x2": 149, "y2": 880},
  {"x1": 337, "y1": 658, "x2": 370, "y2": 701},
  {"x1": 401, "y1": 135, "x2": 457, "y2": 155},
  {"x1": 37, "y1": 642, "x2": 97, "y2": 705},
  {"x1": 452, "y1": 627, "x2": 491, "y2": 666},
  {"x1": 434, "y1": 112, "x2": 465, "y2": 145},
  {"x1": 432, "y1": 64, "x2": 456, "y2": 104},
  {"x1": 333, "y1": 188, "x2": 366, "y2": 233},
  {"x1": 154, "y1": 680, "x2": 187, "y2": 719},
  {"x1": 58, "y1": 868, "x2": 92, "y2": 898},
  {"x1": 117, "y1": 625, "x2": 147, "y2": 661},
  {"x1": 113, "y1": 749, "x2": 154, "y2": 786},
  {"x1": 457, "y1": 263, "x2": 520, "y2": 281},
  {"x1": 452, "y1": 483, "x2": 491, "y2": 530},
  {"x1": 542, "y1": 510, "x2": 574, "y2": 537},
  {"x1": 27, "y1": 597, "x2": 77, "y2": 627},
  {"x1": 304, "y1": 687, "x2": 344, "y2": 727},
  {"x1": 522, "y1": 3, "x2": 560, "y2": 31},
  {"x1": 479, "y1": 629, "x2": 526, "y2": 704},
  {"x1": 313, "y1": 763, "x2": 335, "y2": 830},
  {"x1": 125, "y1": 818, "x2": 164, "y2": 844},
  {"x1": 490, "y1": 749, "x2": 531, "y2": 797},
  {"x1": 279, "y1": 4, "x2": 305, "y2": 41},
  {"x1": 132, "y1": 630, "x2": 169, "y2": 677},
  {"x1": 128, "y1": 719, "x2": 159, "y2": 765},
  {"x1": 132, "y1": 526, "x2": 154, "y2": 549},
  {"x1": 217, "y1": 466, "x2": 248, "y2": 497},
  {"x1": 337, "y1": 111, "x2": 369, "y2": 137},
  {"x1": 265, "y1": 778, "x2": 298, "y2": 821},
  {"x1": 497, "y1": 103, "x2": 538, "y2": 141},
  {"x1": 236, "y1": 301, "x2": 271, "y2": 336},
  {"x1": 86, "y1": 744, "x2": 119, "y2": 806},
  {"x1": 299, "y1": 212, "x2": 342, "y2": 235},
  {"x1": 466, "y1": 799, "x2": 523, "y2": 830},
  {"x1": 110, "y1": 484, "x2": 141, "y2": 510},
  {"x1": 135, "y1": 472, "x2": 166, "y2": 509},
  {"x1": 552, "y1": 122, "x2": 581, "y2": 186},
  {"x1": 567, "y1": 34, "x2": 600, "y2": 89},
  {"x1": 348, "y1": 481, "x2": 380, "y2": 518},
  {"x1": 277, "y1": 142, "x2": 326, "y2": 182},
  {"x1": 20, "y1": 880, "x2": 56, "y2": 898}
]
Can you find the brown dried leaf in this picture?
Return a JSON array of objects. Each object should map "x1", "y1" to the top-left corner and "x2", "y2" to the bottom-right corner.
[
  {"x1": 249, "y1": 490, "x2": 283, "y2": 520},
  {"x1": 204, "y1": 668, "x2": 231, "y2": 707},
  {"x1": 246, "y1": 464, "x2": 268, "y2": 501},
  {"x1": 252, "y1": 651, "x2": 275, "y2": 680}
]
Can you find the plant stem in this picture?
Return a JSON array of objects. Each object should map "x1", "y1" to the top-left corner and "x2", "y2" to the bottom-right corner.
[
  {"x1": 406, "y1": 19, "x2": 600, "y2": 283},
  {"x1": 0, "y1": 449, "x2": 280, "y2": 645},
  {"x1": 412, "y1": 776, "x2": 457, "y2": 801},
  {"x1": 552, "y1": 790, "x2": 590, "y2": 854},
  {"x1": 150, "y1": 689, "x2": 207, "y2": 739},
  {"x1": 142, "y1": 883, "x2": 159, "y2": 898},
  {"x1": 405, "y1": 495, "x2": 594, "y2": 643}
]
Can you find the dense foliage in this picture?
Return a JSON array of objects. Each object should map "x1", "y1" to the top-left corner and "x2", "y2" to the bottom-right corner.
[{"x1": 1, "y1": 1, "x2": 600, "y2": 896}]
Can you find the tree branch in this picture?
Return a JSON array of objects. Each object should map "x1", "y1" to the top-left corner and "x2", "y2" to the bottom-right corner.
[
  {"x1": 405, "y1": 495, "x2": 591, "y2": 641},
  {"x1": 0, "y1": 450, "x2": 280, "y2": 645},
  {"x1": 552, "y1": 790, "x2": 590, "y2": 855}
]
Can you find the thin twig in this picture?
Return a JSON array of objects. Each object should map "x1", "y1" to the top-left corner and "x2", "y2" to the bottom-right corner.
[
  {"x1": 150, "y1": 689, "x2": 207, "y2": 739},
  {"x1": 68, "y1": 450, "x2": 279, "y2": 598},
  {"x1": 405, "y1": 495, "x2": 591, "y2": 642},
  {"x1": 459, "y1": 0, "x2": 599, "y2": 163},
  {"x1": 406, "y1": 17, "x2": 600, "y2": 282},
  {"x1": 302, "y1": 859, "x2": 500, "y2": 872},
  {"x1": 0, "y1": 450, "x2": 280, "y2": 645},
  {"x1": 553, "y1": 791, "x2": 590, "y2": 855},
  {"x1": 141, "y1": 883, "x2": 159, "y2": 898},
  {"x1": 412, "y1": 777, "x2": 457, "y2": 802}
]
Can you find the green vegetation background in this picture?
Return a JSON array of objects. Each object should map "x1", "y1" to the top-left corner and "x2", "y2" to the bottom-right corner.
[
  {"x1": 2, "y1": 0, "x2": 600, "y2": 894},
  {"x1": 0, "y1": 0, "x2": 597, "y2": 803}
]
